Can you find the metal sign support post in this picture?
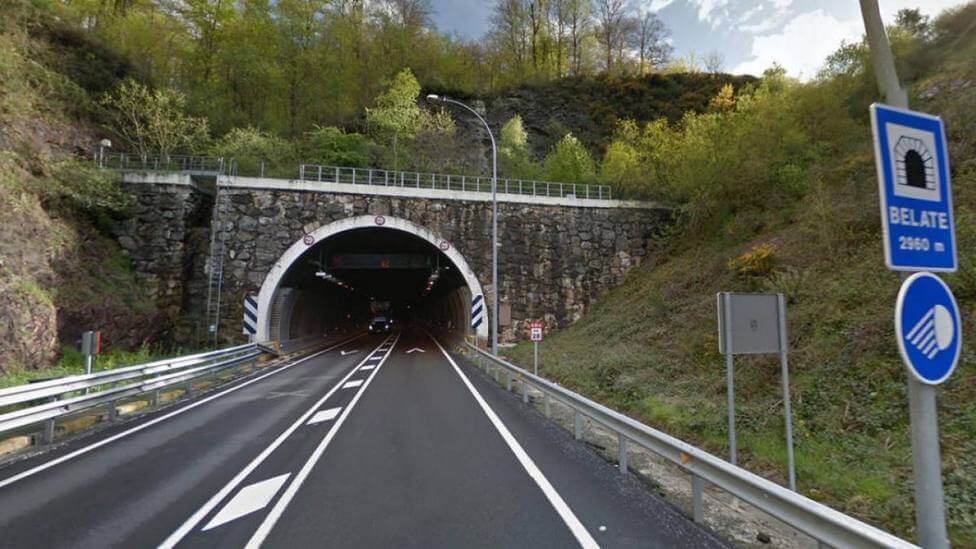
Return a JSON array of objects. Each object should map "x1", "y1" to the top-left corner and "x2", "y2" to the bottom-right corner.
[
  {"x1": 860, "y1": 2, "x2": 949, "y2": 546},
  {"x1": 722, "y1": 292, "x2": 737, "y2": 465},
  {"x1": 533, "y1": 341, "x2": 539, "y2": 376},
  {"x1": 777, "y1": 294, "x2": 797, "y2": 491}
]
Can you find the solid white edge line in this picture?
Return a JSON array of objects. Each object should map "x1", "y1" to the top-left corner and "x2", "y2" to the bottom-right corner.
[
  {"x1": 0, "y1": 334, "x2": 366, "y2": 492},
  {"x1": 244, "y1": 333, "x2": 402, "y2": 548},
  {"x1": 158, "y1": 334, "x2": 395, "y2": 549},
  {"x1": 429, "y1": 335, "x2": 600, "y2": 549}
]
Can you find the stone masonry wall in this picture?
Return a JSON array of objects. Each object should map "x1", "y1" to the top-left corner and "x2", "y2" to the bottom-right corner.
[
  {"x1": 212, "y1": 189, "x2": 668, "y2": 341},
  {"x1": 118, "y1": 181, "x2": 669, "y2": 344}
]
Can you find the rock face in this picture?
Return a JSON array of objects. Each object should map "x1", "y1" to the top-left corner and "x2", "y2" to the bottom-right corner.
[{"x1": 119, "y1": 180, "x2": 669, "y2": 343}]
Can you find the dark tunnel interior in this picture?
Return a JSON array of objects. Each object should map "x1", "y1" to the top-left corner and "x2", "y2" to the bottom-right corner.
[{"x1": 269, "y1": 228, "x2": 473, "y2": 342}]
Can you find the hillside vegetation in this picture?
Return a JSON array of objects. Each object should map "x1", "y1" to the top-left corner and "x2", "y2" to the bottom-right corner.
[
  {"x1": 504, "y1": 4, "x2": 976, "y2": 544},
  {"x1": 0, "y1": 2, "x2": 163, "y2": 375}
]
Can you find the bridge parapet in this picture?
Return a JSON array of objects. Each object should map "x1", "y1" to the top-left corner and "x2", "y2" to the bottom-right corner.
[{"x1": 297, "y1": 164, "x2": 614, "y2": 200}]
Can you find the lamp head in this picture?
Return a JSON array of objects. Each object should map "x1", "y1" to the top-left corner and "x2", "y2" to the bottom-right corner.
[
  {"x1": 426, "y1": 94, "x2": 440, "y2": 101},
  {"x1": 99, "y1": 138, "x2": 112, "y2": 148}
]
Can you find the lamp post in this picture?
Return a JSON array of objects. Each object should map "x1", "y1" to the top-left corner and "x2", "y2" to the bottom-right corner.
[{"x1": 427, "y1": 94, "x2": 499, "y2": 354}]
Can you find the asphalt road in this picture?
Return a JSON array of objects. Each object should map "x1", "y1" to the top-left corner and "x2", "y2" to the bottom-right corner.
[{"x1": 0, "y1": 328, "x2": 727, "y2": 548}]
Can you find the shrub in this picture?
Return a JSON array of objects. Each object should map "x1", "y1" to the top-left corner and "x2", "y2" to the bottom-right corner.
[
  {"x1": 543, "y1": 133, "x2": 595, "y2": 183},
  {"x1": 728, "y1": 243, "x2": 777, "y2": 278},
  {"x1": 499, "y1": 114, "x2": 541, "y2": 179},
  {"x1": 100, "y1": 79, "x2": 209, "y2": 156},
  {"x1": 210, "y1": 127, "x2": 297, "y2": 177},
  {"x1": 300, "y1": 126, "x2": 374, "y2": 168}
]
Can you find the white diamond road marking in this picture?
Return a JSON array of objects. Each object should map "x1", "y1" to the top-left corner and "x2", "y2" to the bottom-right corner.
[
  {"x1": 306, "y1": 407, "x2": 342, "y2": 425},
  {"x1": 359, "y1": 364, "x2": 377, "y2": 371},
  {"x1": 342, "y1": 379, "x2": 364, "y2": 389},
  {"x1": 202, "y1": 474, "x2": 291, "y2": 531}
]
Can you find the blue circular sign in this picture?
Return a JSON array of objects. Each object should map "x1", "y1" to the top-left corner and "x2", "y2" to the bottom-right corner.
[{"x1": 895, "y1": 272, "x2": 962, "y2": 385}]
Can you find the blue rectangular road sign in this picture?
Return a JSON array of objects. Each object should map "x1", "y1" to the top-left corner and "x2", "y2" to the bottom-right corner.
[{"x1": 871, "y1": 103, "x2": 956, "y2": 272}]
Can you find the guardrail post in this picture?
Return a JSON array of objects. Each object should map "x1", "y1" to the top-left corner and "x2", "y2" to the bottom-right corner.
[
  {"x1": 368, "y1": 169, "x2": 373, "y2": 185},
  {"x1": 522, "y1": 380, "x2": 529, "y2": 404},
  {"x1": 544, "y1": 393, "x2": 551, "y2": 418},
  {"x1": 185, "y1": 381, "x2": 194, "y2": 398},
  {"x1": 42, "y1": 418, "x2": 55, "y2": 444},
  {"x1": 574, "y1": 411, "x2": 582, "y2": 440},
  {"x1": 150, "y1": 389, "x2": 160, "y2": 407},
  {"x1": 352, "y1": 169, "x2": 356, "y2": 185},
  {"x1": 692, "y1": 475, "x2": 704, "y2": 522},
  {"x1": 107, "y1": 401, "x2": 118, "y2": 422},
  {"x1": 618, "y1": 434, "x2": 628, "y2": 474},
  {"x1": 506, "y1": 372, "x2": 512, "y2": 392}
]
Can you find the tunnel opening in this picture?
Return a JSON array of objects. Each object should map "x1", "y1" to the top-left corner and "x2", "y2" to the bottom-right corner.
[{"x1": 256, "y1": 217, "x2": 486, "y2": 344}]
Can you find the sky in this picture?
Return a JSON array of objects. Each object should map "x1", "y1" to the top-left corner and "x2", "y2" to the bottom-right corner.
[{"x1": 430, "y1": 0, "x2": 967, "y2": 79}]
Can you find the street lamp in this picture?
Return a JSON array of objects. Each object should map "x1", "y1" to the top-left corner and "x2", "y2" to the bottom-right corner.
[{"x1": 427, "y1": 94, "x2": 499, "y2": 355}]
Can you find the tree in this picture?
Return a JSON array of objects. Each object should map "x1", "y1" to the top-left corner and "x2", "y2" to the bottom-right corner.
[
  {"x1": 101, "y1": 79, "x2": 210, "y2": 157},
  {"x1": 544, "y1": 133, "x2": 594, "y2": 183},
  {"x1": 499, "y1": 115, "x2": 540, "y2": 178},
  {"x1": 631, "y1": 9, "x2": 672, "y2": 74},
  {"x1": 595, "y1": 0, "x2": 627, "y2": 73},
  {"x1": 566, "y1": 0, "x2": 592, "y2": 75},
  {"x1": 703, "y1": 50, "x2": 724, "y2": 74},
  {"x1": 365, "y1": 69, "x2": 424, "y2": 169},
  {"x1": 894, "y1": 8, "x2": 931, "y2": 38}
]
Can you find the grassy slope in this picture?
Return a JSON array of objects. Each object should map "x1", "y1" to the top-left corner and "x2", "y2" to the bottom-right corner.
[
  {"x1": 0, "y1": 3, "x2": 164, "y2": 377},
  {"x1": 504, "y1": 16, "x2": 976, "y2": 546}
]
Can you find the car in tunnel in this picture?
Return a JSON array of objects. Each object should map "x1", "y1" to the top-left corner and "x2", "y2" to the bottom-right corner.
[{"x1": 368, "y1": 315, "x2": 392, "y2": 334}]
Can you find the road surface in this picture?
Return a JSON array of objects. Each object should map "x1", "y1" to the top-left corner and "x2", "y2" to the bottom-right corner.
[{"x1": 0, "y1": 329, "x2": 726, "y2": 548}]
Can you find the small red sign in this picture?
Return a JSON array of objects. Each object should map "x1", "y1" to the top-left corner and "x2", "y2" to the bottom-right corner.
[
  {"x1": 303, "y1": 234, "x2": 315, "y2": 246},
  {"x1": 439, "y1": 240, "x2": 451, "y2": 251},
  {"x1": 375, "y1": 215, "x2": 386, "y2": 226},
  {"x1": 528, "y1": 320, "x2": 545, "y2": 342}
]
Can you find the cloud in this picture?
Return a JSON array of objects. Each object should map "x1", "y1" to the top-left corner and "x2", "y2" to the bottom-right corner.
[{"x1": 733, "y1": 8, "x2": 862, "y2": 79}]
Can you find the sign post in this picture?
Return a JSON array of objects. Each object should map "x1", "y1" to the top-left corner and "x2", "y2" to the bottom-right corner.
[
  {"x1": 717, "y1": 292, "x2": 796, "y2": 490},
  {"x1": 528, "y1": 320, "x2": 544, "y2": 376},
  {"x1": 861, "y1": 4, "x2": 956, "y2": 545},
  {"x1": 81, "y1": 330, "x2": 101, "y2": 376}
]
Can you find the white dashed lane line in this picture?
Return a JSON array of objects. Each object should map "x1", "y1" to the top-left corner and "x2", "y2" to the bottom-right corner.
[{"x1": 342, "y1": 380, "x2": 364, "y2": 389}]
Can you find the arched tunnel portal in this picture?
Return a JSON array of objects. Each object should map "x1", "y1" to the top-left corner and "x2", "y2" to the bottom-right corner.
[{"x1": 255, "y1": 216, "x2": 488, "y2": 343}]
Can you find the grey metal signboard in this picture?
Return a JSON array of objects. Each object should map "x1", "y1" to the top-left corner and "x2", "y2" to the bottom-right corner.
[{"x1": 717, "y1": 292, "x2": 783, "y2": 355}]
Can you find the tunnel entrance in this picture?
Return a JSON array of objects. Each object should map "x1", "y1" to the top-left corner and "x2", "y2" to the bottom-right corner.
[{"x1": 255, "y1": 216, "x2": 487, "y2": 343}]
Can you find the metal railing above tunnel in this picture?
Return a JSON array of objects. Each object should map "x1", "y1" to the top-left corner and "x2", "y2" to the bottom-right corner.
[
  {"x1": 99, "y1": 152, "x2": 229, "y2": 176},
  {"x1": 297, "y1": 164, "x2": 613, "y2": 200}
]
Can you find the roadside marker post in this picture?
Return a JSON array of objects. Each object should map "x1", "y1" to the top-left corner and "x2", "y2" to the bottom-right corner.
[
  {"x1": 717, "y1": 292, "x2": 796, "y2": 491},
  {"x1": 528, "y1": 320, "x2": 544, "y2": 376},
  {"x1": 243, "y1": 295, "x2": 258, "y2": 341},
  {"x1": 861, "y1": 2, "x2": 955, "y2": 545},
  {"x1": 81, "y1": 330, "x2": 102, "y2": 376}
]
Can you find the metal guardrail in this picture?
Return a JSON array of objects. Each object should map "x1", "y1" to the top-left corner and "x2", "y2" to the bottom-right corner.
[
  {"x1": 462, "y1": 342, "x2": 917, "y2": 549},
  {"x1": 0, "y1": 344, "x2": 262, "y2": 439},
  {"x1": 298, "y1": 164, "x2": 614, "y2": 200},
  {"x1": 100, "y1": 152, "x2": 228, "y2": 175}
]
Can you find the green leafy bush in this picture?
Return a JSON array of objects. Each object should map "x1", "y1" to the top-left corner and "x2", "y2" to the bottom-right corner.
[
  {"x1": 43, "y1": 159, "x2": 128, "y2": 219},
  {"x1": 300, "y1": 126, "x2": 375, "y2": 168},
  {"x1": 210, "y1": 127, "x2": 297, "y2": 177},
  {"x1": 543, "y1": 133, "x2": 595, "y2": 184}
]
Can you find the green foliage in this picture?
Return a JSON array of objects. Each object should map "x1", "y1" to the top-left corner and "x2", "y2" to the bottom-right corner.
[
  {"x1": 100, "y1": 79, "x2": 210, "y2": 156},
  {"x1": 210, "y1": 127, "x2": 296, "y2": 177},
  {"x1": 42, "y1": 159, "x2": 129, "y2": 219},
  {"x1": 300, "y1": 126, "x2": 375, "y2": 168},
  {"x1": 499, "y1": 115, "x2": 540, "y2": 179},
  {"x1": 366, "y1": 69, "x2": 425, "y2": 140},
  {"x1": 543, "y1": 133, "x2": 594, "y2": 183}
]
